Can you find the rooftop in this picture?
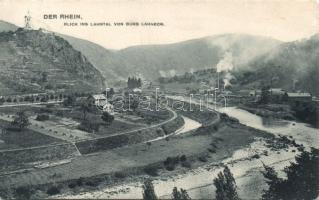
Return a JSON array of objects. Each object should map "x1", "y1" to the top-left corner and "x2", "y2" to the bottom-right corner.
[
  {"x1": 92, "y1": 94, "x2": 107, "y2": 100},
  {"x1": 286, "y1": 93, "x2": 311, "y2": 97}
]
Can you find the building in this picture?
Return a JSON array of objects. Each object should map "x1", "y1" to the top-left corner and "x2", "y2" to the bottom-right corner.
[
  {"x1": 249, "y1": 90, "x2": 261, "y2": 97},
  {"x1": 88, "y1": 94, "x2": 107, "y2": 107},
  {"x1": 88, "y1": 94, "x2": 114, "y2": 113},
  {"x1": 102, "y1": 102, "x2": 114, "y2": 113},
  {"x1": 132, "y1": 88, "x2": 142, "y2": 94},
  {"x1": 269, "y1": 88, "x2": 286, "y2": 103},
  {"x1": 285, "y1": 92, "x2": 312, "y2": 106}
]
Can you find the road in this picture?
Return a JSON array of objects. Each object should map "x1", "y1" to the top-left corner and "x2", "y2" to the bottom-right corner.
[
  {"x1": 0, "y1": 105, "x2": 179, "y2": 162},
  {"x1": 0, "y1": 100, "x2": 63, "y2": 108},
  {"x1": 166, "y1": 95, "x2": 221, "y2": 126},
  {"x1": 76, "y1": 106, "x2": 178, "y2": 143}
]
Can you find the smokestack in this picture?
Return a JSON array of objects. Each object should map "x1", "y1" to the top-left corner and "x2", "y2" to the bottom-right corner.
[
  {"x1": 292, "y1": 79, "x2": 298, "y2": 92},
  {"x1": 218, "y1": 72, "x2": 220, "y2": 90},
  {"x1": 216, "y1": 51, "x2": 233, "y2": 91}
]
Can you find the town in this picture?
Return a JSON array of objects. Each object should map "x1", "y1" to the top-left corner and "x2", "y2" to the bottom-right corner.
[{"x1": 0, "y1": 7, "x2": 318, "y2": 200}]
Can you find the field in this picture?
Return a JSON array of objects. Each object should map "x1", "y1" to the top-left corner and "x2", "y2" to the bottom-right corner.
[
  {"x1": 0, "y1": 93, "x2": 269, "y2": 200},
  {"x1": 76, "y1": 116, "x2": 184, "y2": 154},
  {"x1": 0, "y1": 119, "x2": 62, "y2": 150},
  {"x1": 0, "y1": 117, "x2": 272, "y2": 199},
  {"x1": 0, "y1": 143, "x2": 78, "y2": 171}
]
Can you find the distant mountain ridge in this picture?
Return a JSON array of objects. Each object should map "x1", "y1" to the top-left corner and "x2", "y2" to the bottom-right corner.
[
  {"x1": 0, "y1": 20, "x2": 282, "y2": 84},
  {"x1": 95, "y1": 34, "x2": 281, "y2": 82},
  {"x1": 0, "y1": 20, "x2": 318, "y2": 95}
]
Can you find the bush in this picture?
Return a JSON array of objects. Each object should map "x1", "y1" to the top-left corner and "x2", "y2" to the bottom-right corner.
[
  {"x1": 252, "y1": 154, "x2": 260, "y2": 159},
  {"x1": 101, "y1": 112, "x2": 114, "y2": 125},
  {"x1": 46, "y1": 104, "x2": 54, "y2": 108},
  {"x1": 208, "y1": 148, "x2": 216, "y2": 153},
  {"x1": 39, "y1": 107, "x2": 53, "y2": 113},
  {"x1": 85, "y1": 180, "x2": 100, "y2": 187},
  {"x1": 114, "y1": 171, "x2": 127, "y2": 179},
  {"x1": 68, "y1": 182, "x2": 77, "y2": 189},
  {"x1": 63, "y1": 95, "x2": 76, "y2": 107},
  {"x1": 198, "y1": 155, "x2": 208, "y2": 162},
  {"x1": 46, "y1": 186, "x2": 60, "y2": 195},
  {"x1": 180, "y1": 155, "x2": 187, "y2": 162},
  {"x1": 36, "y1": 114, "x2": 50, "y2": 121},
  {"x1": 144, "y1": 165, "x2": 159, "y2": 176},
  {"x1": 78, "y1": 120, "x2": 100, "y2": 133},
  {"x1": 56, "y1": 110, "x2": 64, "y2": 117},
  {"x1": 164, "y1": 156, "x2": 180, "y2": 171},
  {"x1": 15, "y1": 186, "x2": 32, "y2": 199},
  {"x1": 77, "y1": 177, "x2": 84, "y2": 186},
  {"x1": 181, "y1": 160, "x2": 192, "y2": 168}
]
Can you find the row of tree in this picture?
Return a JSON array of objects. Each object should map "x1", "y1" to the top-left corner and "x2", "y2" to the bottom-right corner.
[
  {"x1": 0, "y1": 92, "x2": 95, "y2": 106},
  {"x1": 127, "y1": 77, "x2": 142, "y2": 89},
  {"x1": 142, "y1": 147, "x2": 319, "y2": 200}
]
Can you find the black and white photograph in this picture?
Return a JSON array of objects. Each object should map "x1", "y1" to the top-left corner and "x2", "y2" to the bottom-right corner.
[{"x1": 0, "y1": 0, "x2": 318, "y2": 199}]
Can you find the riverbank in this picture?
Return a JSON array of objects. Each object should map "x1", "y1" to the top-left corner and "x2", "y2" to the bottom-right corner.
[
  {"x1": 61, "y1": 106, "x2": 318, "y2": 199},
  {"x1": 0, "y1": 113, "x2": 271, "y2": 199},
  {"x1": 238, "y1": 103, "x2": 295, "y2": 120},
  {"x1": 55, "y1": 130, "x2": 297, "y2": 199}
]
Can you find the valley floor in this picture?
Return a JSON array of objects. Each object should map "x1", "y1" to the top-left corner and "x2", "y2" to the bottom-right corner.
[{"x1": 0, "y1": 114, "x2": 269, "y2": 199}]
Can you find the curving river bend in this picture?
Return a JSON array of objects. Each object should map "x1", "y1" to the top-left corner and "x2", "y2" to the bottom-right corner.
[{"x1": 58, "y1": 106, "x2": 319, "y2": 199}]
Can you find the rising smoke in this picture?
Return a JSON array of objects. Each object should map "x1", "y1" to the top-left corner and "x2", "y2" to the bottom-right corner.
[{"x1": 216, "y1": 51, "x2": 234, "y2": 89}]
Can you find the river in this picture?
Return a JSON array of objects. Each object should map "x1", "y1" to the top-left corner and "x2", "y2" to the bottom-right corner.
[{"x1": 57, "y1": 106, "x2": 319, "y2": 199}]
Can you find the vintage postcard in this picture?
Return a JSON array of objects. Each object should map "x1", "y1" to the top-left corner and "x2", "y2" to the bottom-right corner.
[{"x1": 0, "y1": 0, "x2": 318, "y2": 199}]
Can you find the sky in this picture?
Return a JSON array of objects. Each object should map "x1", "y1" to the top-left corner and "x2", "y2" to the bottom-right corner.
[{"x1": 0, "y1": 0, "x2": 319, "y2": 49}]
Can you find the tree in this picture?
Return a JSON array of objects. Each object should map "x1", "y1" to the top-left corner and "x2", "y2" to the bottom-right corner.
[
  {"x1": 261, "y1": 148, "x2": 319, "y2": 200},
  {"x1": 292, "y1": 102, "x2": 319, "y2": 127},
  {"x1": 129, "y1": 98, "x2": 139, "y2": 111},
  {"x1": 128, "y1": 76, "x2": 142, "y2": 88},
  {"x1": 260, "y1": 85, "x2": 270, "y2": 104},
  {"x1": 101, "y1": 111, "x2": 114, "y2": 125},
  {"x1": 284, "y1": 148, "x2": 319, "y2": 200},
  {"x1": 11, "y1": 111, "x2": 30, "y2": 130},
  {"x1": 213, "y1": 166, "x2": 240, "y2": 200},
  {"x1": 41, "y1": 72, "x2": 48, "y2": 82},
  {"x1": 261, "y1": 163, "x2": 285, "y2": 200},
  {"x1": 172, "y1": 187, "x2": 191, "y2": 200},
  {"x1": 103, "y1": 88, "x2": 115, "y2": 98},
  {"x1": 63, "y1": 94, "x2": 76, "y2": 106},
  {"x1": 80, "y1": 101, "x2": 91, "y2": 121},
  {"x1": 138, "y1": 78, "x2": 142, "y2": 87},
  {"x1": 0, "y1": 98, "x2": 5, "y2": 105},
  {"x1": 142, "y1": 179, "x2": 158, "y2": 200}
]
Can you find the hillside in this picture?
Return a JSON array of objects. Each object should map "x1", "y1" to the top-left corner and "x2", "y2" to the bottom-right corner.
[
  {"x1": 99, "y1": 34, "x2": 281, "y2": 82},
  {"x1": 56, "y1": 34, "x2": 123, "y2": 83},
  {"x1": 0, "y1": 28, "x2": 105, "y2": 95},
  {"x1": 4, "y1": 20, "x2": 318, "y2": 95},
  {"x1": 237, "y1": 34, "x2": 319, "y2": 95},
  {"x1": 0, "y1": 21, "x2": 282, "y2": 85},
  {"x1": 0, "y1": 20, "x2": 17, "y2": 32}
]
